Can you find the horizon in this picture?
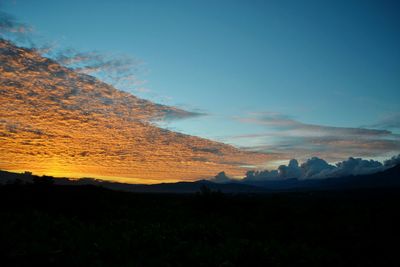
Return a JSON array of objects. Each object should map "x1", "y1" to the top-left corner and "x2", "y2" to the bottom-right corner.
[{"x1": 3, "y1": 152, "x2": 399, "y2": 185}]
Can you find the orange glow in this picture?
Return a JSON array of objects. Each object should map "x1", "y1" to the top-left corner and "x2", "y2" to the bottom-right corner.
[{"x1": 0, "y1": 40, "x2": 271, "y2": 183}]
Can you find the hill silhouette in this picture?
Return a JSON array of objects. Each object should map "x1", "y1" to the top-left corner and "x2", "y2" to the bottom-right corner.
[
  {"x1": 1, "y1": 163, "x2": 399, "y2": 193},
  {"x1": 1, "y1": 174, "x2": 399, "y2": 266}
]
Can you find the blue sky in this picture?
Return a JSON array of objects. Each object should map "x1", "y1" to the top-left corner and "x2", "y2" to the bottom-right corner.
[{"x1": 2, "y1": 0, "x2": 400, "y2": 165}]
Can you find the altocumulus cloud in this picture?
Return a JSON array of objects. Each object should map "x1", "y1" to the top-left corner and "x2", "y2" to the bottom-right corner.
[
  {"x1": 0, "y1": 7, "x2": 141, "y2": 93},
  {"x1": 0, "y1": 9, "x2": 31, "y2": 35},
  {"x1": 0, "y1": 8, "x2": 202, "y2": 122},
  {"x1": 51, "y1": 48, "x2": 144, "y2": 93},
  {"x1": 232, "y1": 112, "x2": 400, "y2": 163}
]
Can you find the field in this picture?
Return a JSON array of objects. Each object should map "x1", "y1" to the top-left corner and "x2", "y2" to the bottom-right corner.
[{"x1": 0, "y1": 184, "x2": 399, "y2": 267}]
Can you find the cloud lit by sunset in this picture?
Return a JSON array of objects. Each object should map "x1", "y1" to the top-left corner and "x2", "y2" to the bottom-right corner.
[{"x1": 0, "y1": 39, "x2": 270, "y2": 183}]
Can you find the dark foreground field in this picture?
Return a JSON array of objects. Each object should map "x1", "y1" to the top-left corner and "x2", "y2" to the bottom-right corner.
[{"x1": 0, "y1": 185, "x2": 399, "y2": 267}]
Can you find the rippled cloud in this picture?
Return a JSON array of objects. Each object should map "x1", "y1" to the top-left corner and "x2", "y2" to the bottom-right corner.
[{"x1": 0, "y1": 39, "x2": 270, "y2": 183}]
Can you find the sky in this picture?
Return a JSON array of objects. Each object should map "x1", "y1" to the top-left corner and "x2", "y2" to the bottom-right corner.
[{"x1": 1, "y1": 0, "x2": 400, "y2": 166}]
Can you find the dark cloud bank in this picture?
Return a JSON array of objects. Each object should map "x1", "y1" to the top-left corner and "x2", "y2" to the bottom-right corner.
[{"x1": 211, "y1": 154, "x2": 400, "y2": 183}]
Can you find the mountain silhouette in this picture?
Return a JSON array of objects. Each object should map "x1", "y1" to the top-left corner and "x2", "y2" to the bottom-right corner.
[{"x1": 1, "y1": 164, "x2": 399, "y2": 193}]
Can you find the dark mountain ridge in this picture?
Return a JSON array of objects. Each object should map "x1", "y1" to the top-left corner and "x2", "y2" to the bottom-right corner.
[{"x1": 1, "y1": 164, "x2": 399, "y2": 193}]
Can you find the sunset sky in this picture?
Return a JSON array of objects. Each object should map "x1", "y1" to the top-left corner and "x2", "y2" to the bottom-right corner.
[{"x1": 1, "y1": 0, "x2": 400, "y2": 182}]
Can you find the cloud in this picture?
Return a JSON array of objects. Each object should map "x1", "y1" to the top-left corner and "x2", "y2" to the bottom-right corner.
[
  {"x1": 46, "y1": 48, "x2": 201, "y2": 121},
  {"x1": 51, "y1": 48, "x2": 143, "y2": 93},
  {"x1": 243, "y1": 157, "x2": 335, "y2": 181},
  {"x1": 210, "y1": 171, "x2": 232, "y2": 183},
  {"x1": 135, "y1": 87, "x2": 151, "y2": 93},
  {"x1": 278, "y1": 159, "x2": 302, "y2": 178},
  {"x1": 242, "y1": 159, "x2": 301, "y2": 182},
  {"x1": 0, "y1": 9, "x2": 204, "y2": 124},
  {"x1": 1, "y1": 39, "x2": 272, "y2": 183},
  {"x1": 233, "y1": 112, "x2": 400, "y2": 163},
  {"x1": 243, "y1": 169, "x2": 279, "y2": 182},
  {"x1": 0, "y1": 8, "x2": 144, "y2": 94},
  {"x1": 366, "y1": 113, "x2": 400, "y2": 130},
  {"x1": 331, "y1": 157, "x2": 384, "y2": 177},
  {"x1": 27, "y1": 34, "x2": 201, "y2": 122},
  {"x1": 0, "y1": 10, "x2": 31, "y2": 34},
  {"x1": 384, "y1": 154, "x2": 400, "y2": 168},
  {"x1": 239, "y1": 154, "x2": 399, "y2": 182},
  {"x1": 160, "y1": 108, "x2": 205, "y2": 121},
  {"x1": 0, "y1": 9, "x2": 35, "y2": 47},
  {"x1": 0, "y1": 9, "x2": 59, "y2": 58},
  {"x1": 299, "y1": 157, "x2": 336, "y2": 178},
  {"x1": 238, "y1": 112, "x2": 392, "y2": 136}
]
